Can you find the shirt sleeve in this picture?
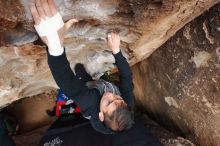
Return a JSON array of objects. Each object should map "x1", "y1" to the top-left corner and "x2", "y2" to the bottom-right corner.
[
  {"x1": 113, "y1": 51, "x2": 134, "y2": 108},
  {"x1": 47, "y1": 49, "x2": 100, "y2": 112}
]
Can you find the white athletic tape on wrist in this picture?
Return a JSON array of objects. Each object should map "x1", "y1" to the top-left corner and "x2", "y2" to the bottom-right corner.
[{"x1": 35, "y1": 13, "x2": 64, "y2": 56}]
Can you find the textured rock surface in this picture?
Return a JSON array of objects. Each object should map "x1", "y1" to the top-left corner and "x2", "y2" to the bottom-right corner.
[
  {"x1": 132, "y1": 3, "x2": 220, "y2": 146},
  {"x1": 0, "y1": 44, "x2": 55, "y2": 108},
  {"x1": 0, "y1": 1, "x2": 220, "y2": 145},
  {"x1": 0, "y1": 0, "x2": 219, "y2": 108}
]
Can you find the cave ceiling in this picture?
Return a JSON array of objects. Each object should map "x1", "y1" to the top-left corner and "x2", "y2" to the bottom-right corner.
[{"x1": 0, "y1": 0, "x2": 219, "y2": 108}]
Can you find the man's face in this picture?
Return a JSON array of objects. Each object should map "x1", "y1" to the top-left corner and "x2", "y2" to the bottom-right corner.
[{"x1": 100, "y1": 92, "x2": 127, "y2": 117}]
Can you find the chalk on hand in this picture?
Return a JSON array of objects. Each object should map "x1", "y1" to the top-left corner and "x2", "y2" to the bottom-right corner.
[{"x1": 108, "y1": 34, "x2": 111, "y2": 38}]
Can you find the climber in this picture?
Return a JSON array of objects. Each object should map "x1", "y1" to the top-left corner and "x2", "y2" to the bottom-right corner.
[
  {"x1": 29, "y1": 0, "x2": 134, "y2": 134},
  {"x1": 27, "y1": 0, "x2": 163, "y2": 145}
]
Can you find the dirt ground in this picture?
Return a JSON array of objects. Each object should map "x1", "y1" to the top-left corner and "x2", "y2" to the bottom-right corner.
[{"x1": 3, "y1": 90, "x2": 57, "y2": 134}]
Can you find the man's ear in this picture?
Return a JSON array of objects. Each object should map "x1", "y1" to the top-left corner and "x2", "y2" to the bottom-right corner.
[{"x1": 99, "y1": 112, "x2": 104, "y2": 122}]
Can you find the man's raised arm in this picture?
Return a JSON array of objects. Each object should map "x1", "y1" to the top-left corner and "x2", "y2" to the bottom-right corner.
[
  {"x1": 107, "y1": 32, "x2": 134, "y2": 107},
  {"x1": 29, "y1": 0, "x2": 87, "y2": 97}
]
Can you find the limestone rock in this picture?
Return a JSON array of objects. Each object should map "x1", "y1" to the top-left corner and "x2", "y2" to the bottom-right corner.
[
  {"x1": 0, "y1": 0, "x2": 219, "y2": 145},
  {"x1": 0, "y1": 0, "x2": 25, "y2": 32},
  {"x1": 0, "y1": 0, "x2": 219, "y2": 108},
  {"x1": 132, "y1": 3, "x2": 220, "y2": 146},
  {"x1": 0, "y1": 44, "x2": 55, "y2": 108}
]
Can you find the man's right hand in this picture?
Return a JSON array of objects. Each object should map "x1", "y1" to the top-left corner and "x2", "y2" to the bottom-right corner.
[{"x1": 29, "y1": 0, "x2": 78, "y2": 55}]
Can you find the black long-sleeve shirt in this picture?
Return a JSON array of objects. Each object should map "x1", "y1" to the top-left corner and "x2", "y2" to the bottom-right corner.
[{"x1": 47, "y1": 49, "x2": 134, "y2": 134}]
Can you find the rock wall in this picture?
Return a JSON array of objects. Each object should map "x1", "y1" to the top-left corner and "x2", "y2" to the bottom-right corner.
[
  {"x1": 132, "y1": 3, "x2": 220, "y2": 146},
  {"x1": 0, "y1": 0, "x2": 219, "y2": 108},
  {"x1": 0, "y1": 1, "x2": 220, "y2": 145}
]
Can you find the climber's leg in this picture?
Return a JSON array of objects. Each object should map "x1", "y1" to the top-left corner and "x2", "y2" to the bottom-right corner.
[{"x1": 74, "y1": 63, "x2": 93, "y2": 83}]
